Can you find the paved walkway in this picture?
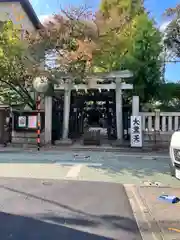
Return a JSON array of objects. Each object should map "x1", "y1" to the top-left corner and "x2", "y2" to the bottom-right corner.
[
  {"x1": 136, "y1": 186, "x2": 180, "y2": 240},
  {"x1": 0, "y1": 164, "x2": 70, "y2": 179}
]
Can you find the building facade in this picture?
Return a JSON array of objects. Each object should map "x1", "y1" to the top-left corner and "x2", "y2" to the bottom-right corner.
[{"x1": 0, "y1": 0, "x2": 41, "y2": 31}]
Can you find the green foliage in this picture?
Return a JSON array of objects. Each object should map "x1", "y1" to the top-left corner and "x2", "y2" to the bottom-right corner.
[
  {"x1": 123, "y1": 14, "x2": 163, "y2": 102},
  {"x1": 158, "y1": 82, "x2": 180, "y2": 110},
  {"x1": 0, "y1": 4, "x2": 163, "y2": 108},
  {"x1": 100, "y1": 0, "x2": 144, "y2": 17},
  {"x1": 93, "y1": 0, "x2": 163, "y2": 103},
  {"x1": 92, "y1": 0, "x2": 142, "y2": 72},
  {"x1": 0, "y1": 20, "x2": 43, "y2": 108}
]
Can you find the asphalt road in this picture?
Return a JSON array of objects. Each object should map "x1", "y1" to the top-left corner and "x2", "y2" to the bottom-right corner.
[
  {"x1": 0, "y1": 178, "x2": 142, "y2": 240},
  {"x1": 0, "y1": 150, "x2": 177, "y2": 187}
]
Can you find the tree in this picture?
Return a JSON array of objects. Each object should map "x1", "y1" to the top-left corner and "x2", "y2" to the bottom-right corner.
[
  {"x1": 0, "y1": 20, "x2": 46, "y2": 109},
  {"x1": 0, "y1": 6, "x2": 98, "y2": 110},
  {"x1": 92, "y1": 0, "x2": 144, "y2": 72},
  {"x1": 32, "y1": 3, "x2": 145, "y2": 79},
  {"x1": 123, "y1": 13, "x2": 163, "y2": 103},
  {"x1": 157, "y1": 82, "x2": 180, "y2": 111},
  {"x1": 2, "y1": 2, "x2": 161, "y2": 109},
  {"x1": 163, "y1": 4, "x2": 180, "y2": 58},
  {"x1": 31, "y1": 6, "x2": 97, "y2": 85},
  {"x1": 91, "y1": 0, "x2": 163, "y2": 103},
  {"x1": 100, "y1": 0, "x2": 144, "y2": 16}
]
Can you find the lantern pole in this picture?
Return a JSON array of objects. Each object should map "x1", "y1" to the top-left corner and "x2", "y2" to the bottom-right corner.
[
  {"x1": 36, "y1": 93, "x2": 41, "y2": 151},
  {"x1": 33, "y1": 76, "x2": 49, "y2": 151}
]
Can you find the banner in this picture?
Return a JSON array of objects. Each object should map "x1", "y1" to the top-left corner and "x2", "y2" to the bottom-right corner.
[{"x1": 130, "y1": 116, "x2": 142, "y2": 147}]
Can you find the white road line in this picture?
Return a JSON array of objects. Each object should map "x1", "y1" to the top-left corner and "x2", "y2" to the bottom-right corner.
[{"x1": 66, "y1": 164, "x2": 83, "y2": 178}]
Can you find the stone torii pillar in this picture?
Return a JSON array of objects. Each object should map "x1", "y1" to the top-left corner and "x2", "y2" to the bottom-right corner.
[
  {"x1": 62, "y1": 87, "x2": 71, "y2": 140},
  {"x1": 61, "y1": 79, "x2": 72, "y2": 144},
  {"x1": 113, "y1": 70, "x2": 133, "y2": 142},
  {"x1": 115, "y1": 79, "x2": 123, "y2": 141},
  {"x1": 45, "y1": 96, "x2": 52, "y2": 144}
]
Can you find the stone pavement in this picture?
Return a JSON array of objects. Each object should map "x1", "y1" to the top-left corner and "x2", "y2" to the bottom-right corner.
[{"x1": 134, "y1": 186, "x2": 180, "y2": 240}]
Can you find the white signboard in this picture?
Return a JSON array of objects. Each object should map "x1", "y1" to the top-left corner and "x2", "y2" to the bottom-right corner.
[
  {"x1": 131, "y1": 116, "x2": 142, "y2": 147},
  {"x1": 18, "y1": 116, "x2": 26, "y2": 128}
]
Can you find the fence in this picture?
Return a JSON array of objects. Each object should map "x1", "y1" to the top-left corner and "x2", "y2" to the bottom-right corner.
[
  {"x1": 139, "y1": 112, "x2": 180, "y2": 146},
  {"x1": 140, "y1": 112, "x2": 180, "y2": 132}
]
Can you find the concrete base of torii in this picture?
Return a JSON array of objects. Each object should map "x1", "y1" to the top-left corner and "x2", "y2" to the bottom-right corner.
[{"x1": 55, "y1": 138, "x2": 73, "y2": 145}]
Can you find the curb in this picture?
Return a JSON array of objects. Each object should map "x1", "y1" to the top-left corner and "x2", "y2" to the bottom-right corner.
[
  {"x1": 125, "y1": 185, "x2": 165, "y2": 240},
  {"x1": 136, "y1": 186, "x2": 166, "y2": 240},
  {"x1": 0, "y1": 146, "x2": 169, "y2": 155},
  {"x1": 9, "y1": 145, "x2": 169, "y2": 152}
]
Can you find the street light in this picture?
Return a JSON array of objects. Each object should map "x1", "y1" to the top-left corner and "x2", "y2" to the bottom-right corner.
[{"x1": 33, "y1": 76, "x2": 49, "y2": 150}]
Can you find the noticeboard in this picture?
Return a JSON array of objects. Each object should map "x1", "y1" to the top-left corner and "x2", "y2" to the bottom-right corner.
[{"x1": 13, "y1": 111, "x2": 45, "y2": 132}]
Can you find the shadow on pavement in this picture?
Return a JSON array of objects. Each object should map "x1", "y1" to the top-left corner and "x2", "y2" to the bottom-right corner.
[
  {"x1": 0, "y1": 184, "x2": 139, "y2": 233},
  {"x1": 0, "y1": 211, "x2": 112, "y2": 240},
  {"x1": 90, "y1": 158, "x2": 171, "y2": 179},
  {"x1": 41, "y1": 214, "x2": 139, "y2": 232}
]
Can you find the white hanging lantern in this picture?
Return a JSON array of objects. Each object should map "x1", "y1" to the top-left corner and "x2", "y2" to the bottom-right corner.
[{"x1": 33, "y1": 76, "x2": 49, "y2": 93}]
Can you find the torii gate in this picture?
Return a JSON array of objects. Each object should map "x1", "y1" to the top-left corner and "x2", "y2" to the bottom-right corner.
[{"x1": 44, "y1": 70, "x2": 139, "y2": 144}]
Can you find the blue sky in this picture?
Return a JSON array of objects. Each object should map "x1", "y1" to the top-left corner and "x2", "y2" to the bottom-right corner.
[{"x1": 30, "y1": 0, "x2": 180, "y2": 82}]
